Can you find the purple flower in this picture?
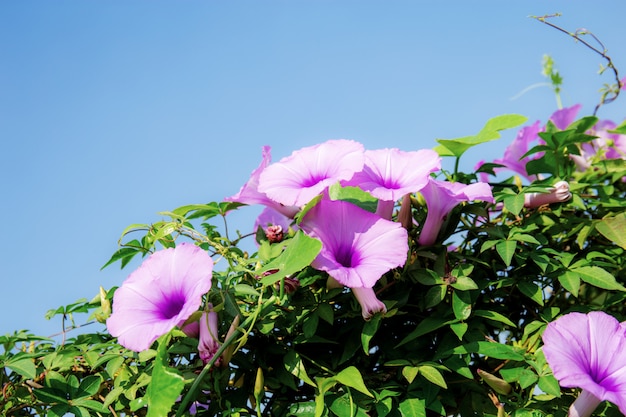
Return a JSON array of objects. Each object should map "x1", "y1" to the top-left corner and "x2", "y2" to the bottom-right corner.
[
  {"x1": 549, "y1": 104, "x2": 582, "y2": 130},
  {"x1": 524, "y1": 181, "x2": 571, "y2": 208},
  {"x1": 572, "y1": 120, "x2": 626, "y2": 170},
  {"x1": 198, "y1": 307, "x2": 221, "y2": 366},
  {"x1": 345, "y1": 148, "x2": 441, "y2": 218},
  {"x1": 258, "y1": 139, "x2": 365, "y2": 207},
  {"x1": 493, "y1": 121, "x2": 542, "y2": 180},
  {"x1": 224, "y1": 145, "x2": 299, "y2": 218},
  {"x1": 418, "y1": 178, "x2": 494, "y2": 246},
  {"x1": 301, "y1": 199, "x2": 408, "y2": 289},
  {"x1": 542, "y1": 311, "x2": 626, "y2": 416},
  {"x1": 107, "y1": 243, "x2": 214, "y2": 352}
]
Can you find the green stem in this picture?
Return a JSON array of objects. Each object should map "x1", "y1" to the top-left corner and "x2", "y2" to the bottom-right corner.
[{"x1": 176, "y1": 295, "x2": 277, "y2": 416}]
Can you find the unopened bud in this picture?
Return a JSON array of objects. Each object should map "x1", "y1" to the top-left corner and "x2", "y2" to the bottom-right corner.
[
  {"x1": 221, "y1": 315, "x2": 240, "y2": 367},
  {"x1": 253, "y1": 367, "x2": 265, "y2": 411},
  {"x1": 398, "y1": 194, "x2": 413, "y2": 231},
  {"x1": 265, "y1": 225, "x2": 284, "y2": 243},
  {"x1": 524, "y1": 181, "x2": 571, "y2": 208},
  {"x1": 477, "y1": 369, "x2": 512, "y2": 395},
  {"x1": 275, "y1": 276, "x2": 300, "y2": 294},
  {"x1": 95, "y1": 286, "x2": 112, "y2": 323}
]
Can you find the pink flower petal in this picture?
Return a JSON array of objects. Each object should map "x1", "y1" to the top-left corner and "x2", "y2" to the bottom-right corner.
[
  {"x1": 107, "y1": 243, "x2": 213, "y2": 352},
  {"x1": 259, "y1": 139, "x2": 365, "y2": 207}
]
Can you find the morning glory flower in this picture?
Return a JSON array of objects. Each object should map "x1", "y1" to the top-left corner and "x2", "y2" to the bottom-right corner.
[
  {"x1": 345, "y1": 148, "x2": 441, "y2": 218},
  {"x1": 550, "y1": 104, "x2": 582, "y2": 130},
  {"x1": 418, "y1": 178, "x2": 494, "y2": 246},
  {"x1": 493, "y1": 121, "x2": 542, "y2": 180},
  {"x1": 224, "y1": 145, "x2": 299, "y2": 218},
  {"x1": 301, "y1": 199, "x2": 408, "y2": 289},
  {"x1": 572, "y1": 120, "x2": 626, "y2": 171},
  {"x1": 542, "y1": 311, "x2": 626, "y2": 417},
  {"x1": 107, "y1": 243, "x2": 214, "y2": 352},
  {"x1": 258, "y1": 139, "x2": 365, "y2": 207}
]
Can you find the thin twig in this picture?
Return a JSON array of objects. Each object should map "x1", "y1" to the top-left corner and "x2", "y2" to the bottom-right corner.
[{"x1": 532, "y1": 14, "x2": 621, "y2": 115}]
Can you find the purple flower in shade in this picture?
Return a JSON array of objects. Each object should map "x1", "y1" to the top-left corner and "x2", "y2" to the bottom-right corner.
[
  {"x1": 493, "y1": 121, "x2": 542, "y2": 180},
  {"x1": 344, "y1": 148, "x2": 441, "y2": 219},
  {"x1": 301, "y1": 199, "x2": 408, "y2": 288},
  {"x1": 224, "y1": 145, "x2": 299, "y2": 218},
  {"x1": 258, "y1": 139, "x2": 365, "y2": 207},
  {"x1": 198, "y1": 307, "x2": 221, "y2": 366},
  {"x1": 542, "y1": 311, "x2": 626, "y2": 417},
  {"x1": 418, "y1": 178, "x2": 494, "y2": 246},
  {"x1": 106, "y1": 243, "x2": 214, "y2": 352},
  {"x1": 592, "y1": 120, "x2": 626, "y2": 160},
  {"x1": 549, "y1": 104, "x2": 582, "y2": 130},
  {"x1": 524, "y1": 181, "x2": 572, "y2": 208},
  {"x1": 572, "y1": 120, "x2": 626, "y2": 171}
]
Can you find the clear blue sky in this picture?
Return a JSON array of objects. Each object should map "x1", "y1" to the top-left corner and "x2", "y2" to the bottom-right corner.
[{"x1": 2, "y1": 1, "x2": 625, "y2": 338}]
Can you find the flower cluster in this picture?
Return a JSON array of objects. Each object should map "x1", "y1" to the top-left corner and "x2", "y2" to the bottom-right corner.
[
  {"x1": 225, "y1": 139, "x2": 495, "y2": 318},
  {"x1": 485, "y1": 104, "x2": 626, "y2": 180},
  {"x1": 24, "y1": 85, "x2": 623, "y2": 416}
]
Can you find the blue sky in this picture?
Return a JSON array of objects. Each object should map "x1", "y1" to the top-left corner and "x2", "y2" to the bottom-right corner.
[{"x1": 1, "y1": 1, "x2": 625, "y2": 338}]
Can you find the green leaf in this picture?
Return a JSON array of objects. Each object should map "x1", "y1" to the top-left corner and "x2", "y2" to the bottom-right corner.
[
  {"x1": 449, "y1": 322, "x2": 468, "y2": 340},
  {"x1": 328, "y1": 183, "x2": 378, "y2": 213},
  {"x1": 397, "y1": 317, "x2": 455, "y2": 347},
  {"x1": 361, "y1": 313, "x2": 382, "y2": 354},
  {"x1": 101, "y1": 239, "x2": 144, "y2": 270},
  {"x1": 419, "y1": 365, "x2": 447, "y2": 389},
  {"x1": 288, "y1": 402, "x2": 316, "y2": 417},
  {"x1": 48, "y1": 405, "x2": 70, "y2": 417},
  {"x1": 473, "y1": 310, "x2": 516, "y2": 327},
  {"x1": 496, "y1": 240, "x2": 517, "y2": 267},
  {"x1": 558, "y1": 271, "x2": 580, "y2": 296},
  {"x1": 402, "y1": 366, "x2": 419, "y2": 384},
  {"x1": 334, "y1": 366, "x2": 373, "y2": 397},
  {"x1": 329, "y1": 393, "x2": 368, "y2": 417},
  {"x1": 259, "y1": 231, "x2": 322, "y2": 285},
  {"x1": 435, "y1": 114, "x2": 527, "y2": 157},
  {"x1": 34, "y1": 387, "x2": 69, "y2": 405},
  {"x1": 76, "y1": 375, "x2": 102, "y2": 399},
  {"x1": 72, "y1": 398, "x2": 109, "y2": 413},
  {"x1": 503, "y1": 193, "x2": 525, "y2": 216},
  {"x1": 6, "y1": 357, "x2": 37, "y2": 379},
  {"x1": 399, "y1": 398, "x2": 426, "y2": 417},
  {"x1": 450, "y1": 341, "x2": 525, "y2": 361},
  {"x1": 452, "y1": 291, "x2": 472, "y2": 321},
  {"x1": 596, "y1": 213, "x2": 626, "y2": 249},
  {"x1": 284, "y1": 350, "x2": 316, "y2": 387},
  {"x1": 145, "y1": 334, "x2": 185, "y2": 417},
  {"x1": 538, "y1": 374, "x2": 561, "y2": 397},
  {"x1": 233, "y1": 284, "x2": 260, "y2": 297},
  {"x1": 572, "y1": 266, "x2": 626, "y2": 291},
  {"x1": 450, "y1": 276, "x2": 478, "y2": 291},
  {"x1": 424, "y1": 285, "x2": 446, "y2": 309},
  {"x1": 517, "y1": 281, "x2": 544, "y2": 305}
]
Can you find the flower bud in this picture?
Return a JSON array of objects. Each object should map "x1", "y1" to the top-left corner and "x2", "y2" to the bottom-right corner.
[
  {"x1": 477, "y1": 369, "x2": 512, "y2": 395},
  {"x1": 265, "y1": 225, "x2": 284, "y2": 243},
  {"x1": 398, "y1": 194, "x2": 414, "y2": 231},
  {"x1": 524, "y1": 181, "x2": 571, "y2": 208}
]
